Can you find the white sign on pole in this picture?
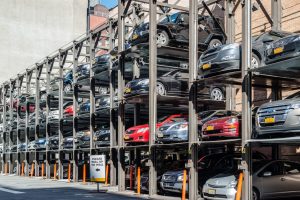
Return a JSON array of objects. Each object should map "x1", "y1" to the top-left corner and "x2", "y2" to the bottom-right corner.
[{"x1": 90, "y1": 155, "x2": 106, "y2": 182}]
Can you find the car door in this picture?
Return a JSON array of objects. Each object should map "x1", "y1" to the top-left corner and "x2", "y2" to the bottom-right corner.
[
  {"x1": 282, "y1": 161, "x2": 300, "y2": 197},
  {"x1": 175, "y1": 13, "x2": 189, "y2": 42},
  {"x1": 258, "y1": 161, "x2": 285, "y2": 198}
]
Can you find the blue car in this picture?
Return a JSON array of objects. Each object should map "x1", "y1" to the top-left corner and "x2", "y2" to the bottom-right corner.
[{"x1": 49, "y1": 70, "x2": 73, "y2": 93}]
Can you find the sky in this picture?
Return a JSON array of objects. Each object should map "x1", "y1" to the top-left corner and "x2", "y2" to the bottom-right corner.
[{"x1": 102, "y1": 0, "x2": 118, "y2": 9}]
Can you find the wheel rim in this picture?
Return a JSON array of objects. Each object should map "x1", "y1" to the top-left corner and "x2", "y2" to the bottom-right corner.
[
  {"x1": 211, "y1": 41, "x2": 222, "y2": 48},
  {"x1": 253, "y1": 191, "x2": 258, "y2": 200},
  {"x1": 156, "y1": 83, "x2": 166, "y2": 95},
  {"x1": 157, "y1": 32, "x2": 167, "y2": 46},
  {"x1": 211, "y1": 88, "x2": 223, "y2": 101},
  {"x1": 251, "y1": 56, "x2": 259, "y2": 69},
  {"x1": 64, "y1": 84, "x2": 71, "y2": 92}
]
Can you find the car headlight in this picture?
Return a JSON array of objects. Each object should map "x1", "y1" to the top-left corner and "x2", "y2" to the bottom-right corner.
[
  {"x1": 228, "y1": 180, "x2": 237, "y2": 188},
  {"x1": 137, "y1": 79, "x2": 149, "y2": 85},
  {"x1": 137, "y1": 127, "x2": 149, "y2": 133},
  {"x1": 221, "y1": 43, "x2": 239, "y2": 51},
  {"x1": 177, "y1": 175, "x2": 183, "y2": 181},
  {"x1": 293, "y1": 36, "x2": 300, "y2": 42},
  {"x1": 291, "y1": 104, "x2": 300, "y2": 109},
  {"x1": 226, "y1": 117, "x2": 238, "y2": 124},
  {"x1": 173, "y1": 123, "x2": 188, "y2": 130}
]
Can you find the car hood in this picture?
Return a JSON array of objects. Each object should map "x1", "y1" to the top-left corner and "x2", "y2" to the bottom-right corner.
[
  {"x1": 206, "y1": 172, "x2": 237, "y2": 187},
  {"x1": 163, "y1": 170, "x2": 183, "y2": 176},
  {"x1": 259, "y1": 98, "x2": 300, "y2": 109},
  {"x1": 126, "y1": 124, "x2": 149, "y2": 131},
  {"x1": 270, "y1": 34, "x2": 299, "y2": 47}
]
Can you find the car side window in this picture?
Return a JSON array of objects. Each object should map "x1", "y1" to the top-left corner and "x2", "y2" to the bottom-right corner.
[
  {"x1": 284, "y1": 162, "x2": 300, "y2": 175},
  {"x1": 259, "y1": 162, "x2": 284, "y2": 177}
]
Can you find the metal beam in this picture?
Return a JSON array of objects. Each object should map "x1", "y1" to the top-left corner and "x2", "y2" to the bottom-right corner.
[
  {"x1": 148, "y1": 0, "x2": 157, "y2": 197},
  {"x1": 256, "y1": 0, "x2": 273, "y2": 26},
  {"x1": 117, "y1": 0, "x2": 126, "y2": 192},
  {"x1": 271, "y1": 0, "x2": 281, "y2": 31},
  {"x1": 133, "y1": 0, "x2": 189, "y2": 11},
  {"x1": 241, "y1": 0, "x2": 252, "y2": 199},
  {"x1": 45, "y1": 61, "x2": 51, "y2": 179},
  {"x1": 58, "y1": 51, "x2": 64, "y2": 180}
]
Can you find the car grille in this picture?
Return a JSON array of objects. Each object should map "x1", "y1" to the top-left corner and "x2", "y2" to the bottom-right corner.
[
  {"x1": 159, "y1": 126, "x2": 170, "y2": 131},
  {"x1": 257, "y1": 104, "x2": 292, "y2": 127},
  {"x1": 203, "y1": 193, "x2": 227, "y2": 198},
  {"x1": 271, "y1": 37, "x2": 296, "y2": 48},
  {"x1": 208, "y1": 183, "x2": 227, "y2": 188},
  {"x1": 162, "y1": 175, "x2": 177, "y2": 182},
  {"x1": 126, "y1": 130, "x2": 135, "y2": 134}
]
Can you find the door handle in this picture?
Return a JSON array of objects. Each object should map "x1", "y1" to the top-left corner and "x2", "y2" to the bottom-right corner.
[{"x1": 280, "y1": 177, "x2": 286, "y2": 181}]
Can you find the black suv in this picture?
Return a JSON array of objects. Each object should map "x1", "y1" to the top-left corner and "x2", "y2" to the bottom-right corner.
[{"x1": 129, "y1": 12, "x2": 225, "y2": 51}]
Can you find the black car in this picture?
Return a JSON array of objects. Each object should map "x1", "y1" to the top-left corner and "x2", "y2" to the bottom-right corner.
[
  {"x1": 265, "y1": 32, "x2": 300, "y2": 68},
  {"x1": 48, "y1": 135, "x2": 59, "y2": 150},
  {"x1": 124, "y1": 69, "x2": 225, "y2": 100},
  {"x1": 76, "y1": 63, "x2": 90, "y2": 81},
  {"x1": 94, "y1": 128, "x2": 110, "y2": 147},
  {"x1": 198, "y1": 30, "x2": 293, "y2": 78},
  {"x1": 129, "y1": 12, "x2": 225, "y2": 51}
]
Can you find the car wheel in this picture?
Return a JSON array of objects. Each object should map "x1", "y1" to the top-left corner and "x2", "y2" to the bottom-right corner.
[
  {"x1": 157, "y1": 31, "x2": 169, "y2": 46},
  {"x1": 208, "y1": 39, "x2": 222, "y2": 49},
  {"x1": 253, "y1": 188, "x2": 260, "y2": 200},
  {"x1": 210, "y1": 87, "x2": 224, "y2": 101},
  {"x1": 251, "y1": 54, "x2": 261, "y2": 69},
  {"x1": 64, "y1": 83, "x2": 72, "y2": 93},
  {"x1": 156, "y1": 82, "x2": 166, "y2": 96}
]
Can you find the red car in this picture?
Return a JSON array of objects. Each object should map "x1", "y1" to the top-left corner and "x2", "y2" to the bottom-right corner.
[
  {"x1": 124, "y1": 114, "x2": 186, "y2": 143},
  {"x1": 19, "y1": 104, "x2": 35, "y2": 113},
  {"x1": 64, "y1": 105, "x2": 73, "y2": 116},
  {"x1": 201, "y1": 115, "x2": 240, "y2": 139}
]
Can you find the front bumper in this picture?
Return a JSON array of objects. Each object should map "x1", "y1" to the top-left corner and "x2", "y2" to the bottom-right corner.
[
  {"x1": 199, "y1": 60, "x2": 240, "y2": 78},
  {"x1": 160, "y1": 181, "x2": 187, "y2": 193},
  {"x1": 124, "y1": 85, "x2": 149, "y2": 97},
  {"x1": 203, "y1": 185, "x2": 236, "y2": 200}
]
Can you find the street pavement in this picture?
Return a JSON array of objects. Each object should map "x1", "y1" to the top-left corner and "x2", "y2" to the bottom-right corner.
[{"x1": 0, "y1": 174, "x2": 146, "y2": 200}]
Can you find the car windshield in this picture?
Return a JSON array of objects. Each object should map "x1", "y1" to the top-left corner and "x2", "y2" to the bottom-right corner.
[
  {"x1": 160, "y1": 13, "x2": 180, "y2": 23},
  {"x1": 285, "y1": 91, "x2": 300, "y2": 99},
  {"x1": 198, "y1": 111, "x2": 215, "y2": 119},
  {"x1": 158, "y1": 116, "x2": 169, "y2": 123}
]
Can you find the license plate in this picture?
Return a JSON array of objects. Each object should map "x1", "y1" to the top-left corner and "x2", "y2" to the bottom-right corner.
[
  {"x1": 124, "y1": 87, "x2": 131, "y2": 94},
  {"x1": 164, "y1": 183, "x2": 173, "y2": 187},
  {"x1": 157, "y1": 132, "x2": 164, "y2": 138},
  {"x1": 124, "y1": 135, "x2": 129, "y2": 140},
  {"x1": 208, "y1": 189, "x2": 216, "y2": 195},
  {"x1": 206, "y1": 125, "x2": 214, "y2": 131},
  {"x1": 264, "y1": 117, "x2": 275, "y2": 123},
  {"x1": 202, "y1": 63, "x2": 211, "y2": 70},
  {"x1": 132, "y1": 34, "x2": 138, "y2": 40},
  {"x1": 274, "y1": 47, "x2": 283, "y2": 54}
]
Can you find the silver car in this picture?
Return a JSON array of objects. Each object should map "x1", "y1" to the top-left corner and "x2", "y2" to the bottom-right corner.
[
  {"x1": 156, "y1": 121, "x2": 188, "y2": 143},
  {"x1": 256, "y1": 91, "x2": 300, "y2": 137},
  {"x1": 203, "y1": 160, "x2": 300, "y2": 200}
]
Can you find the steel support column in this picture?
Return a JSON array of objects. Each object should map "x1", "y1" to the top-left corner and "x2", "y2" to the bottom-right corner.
[
  {"x1": 72, "y1": 43, "x2": 79, "y2": 183},
  {"x1": 109, "y1": 19, "x2": 117, "y2": 186},
  {"x1": 241, "y1": 0, "x2": 252, "y2": 199},
  {"x1": 271, "y1": 0, "x2": 281, "y2": 31},
  {"x1": 117, "y1": 0, "x2": 126, "y2": 191},
  {"x1": 16, "y1": 76, "x2": 21, "y2": 176},
  {"x1": 45, "y1": 61, "x2": 51, "y2": 179},
  {"x1": 188, "y1": 0, "x2": 199, "y2": 199},
  {"x1": 25, "y1": 71, "x2": 31, "y2": 176},
  {"x1": 9, "y1": 81, "x2": 14, "y2": 174},
  {"x1": 148, "y1": 0, "x2": 157, "y2": 196},
  {"x1": 58, "y1": 53, "x2": 64, "y2": 180},
  {"x1": 35, "y1": 67, "x2": 41, "y2": 177},
  {"x1": 1, "y1": 87, "x2": 5, "y2": 174}
]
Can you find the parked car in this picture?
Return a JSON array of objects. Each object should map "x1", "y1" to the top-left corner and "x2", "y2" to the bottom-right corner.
[
  {"x1": 157, "y1": 110, "x2": 239, "y2": 143},
  {"x1": 76, "y1": 63, "x2": 90, "y2": 81},
  {"x1": 92, "y1": 54, "x2": 117, "y2": 75},
  {"x1": 28, "y1": 140, "x2": 36, "y2": 151},
  {"x1": 0, "y1": 144, "x2": 3, "y2": 153},
  {"x1": 124, "y1": 114, "x2": 187, "y2": 144},
  {"x1": 18, "y1": 143, "x2": 27, "y2": 151},
  {"x1": 129, "y1": 12, "x2": 225, "y2": 50},
  {"x1": 62, "y1": 136, "x2": 75, "y2": 149},
  {"x1": 35, "y1": 138, "x2": 47, "y2": 150},
  {"x1": 77, "y1": 130, "x2": 90, "y2": 149},
  {"x1": 63, "y1": 105, "x2": 73, "y2": 117},
  {"x1": 203, "y1": 160, "x2": 300, "y2": 200},
  {"x1": 79, "y1": 100, "x2": 90, "y2": 114},
  {"x1": 94, "y1": 128, "x2": 110, "y2": 147},
  {"x1": 161, "y1": 152, "x2": 267, "y2": 195},
  {"x1": 48, "y1": 135, "x2": 59, "y2": 150},
  {"x1": 202, "y1": 115, "x2": 240, "y2": 139},
  {"x1": 48, "y1": 101, "x2": 73, "y2": 121},
  {"x1": 198, "y1": 30, "x2": 293, "y2": 78},
  {"x1": 49, "y1": 70, "x2": 73, "y2": 93},
  {"x1": 265, "y1": 32, "x2": 300, "y2": 66},
  {"x1": 124, "y1": 69, "x2": 225, "y2": 100},
  {"x1": 256, "y1": 91, "x2": 300, "y2": 137}
]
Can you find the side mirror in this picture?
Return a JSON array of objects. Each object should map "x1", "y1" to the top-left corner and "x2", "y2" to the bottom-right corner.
[
  {"x1": 178, "y1": 17, "x2": 185, "y2": 24},
  {"x1": 175, "y1": 73, "x2": 182, "y2": 78},
  {"x1": 263, "y1": 171, "x2": 272, "y2": 177}
]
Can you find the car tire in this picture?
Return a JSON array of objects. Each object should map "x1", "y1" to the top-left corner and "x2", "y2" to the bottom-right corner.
[
  {"x1": 210, "y1": 87, "x2": 224, "y2": 101},
  {"x1": 253, "y1": 188, "x2": 260, "y2": 200},
  {"x1": 157, "y1": 31, "x2": 170, "y2": 47},
  {"x1": 156, "y1": 82, "x2": 166, "y2": 96},
  {"x1": 64, "y1": 83, "x2": 72, "y2": 93},
  {"x1": 208, "y1": 38, "x2": 222, "y2": 49},
  {"x1": 251, "y1": 53, "x2": 261, "y2": 69}
]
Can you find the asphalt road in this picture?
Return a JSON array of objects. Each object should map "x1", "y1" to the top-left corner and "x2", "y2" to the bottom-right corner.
[{"x1": 0, "y1": 175, "x2": 145, "y2": 200}]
